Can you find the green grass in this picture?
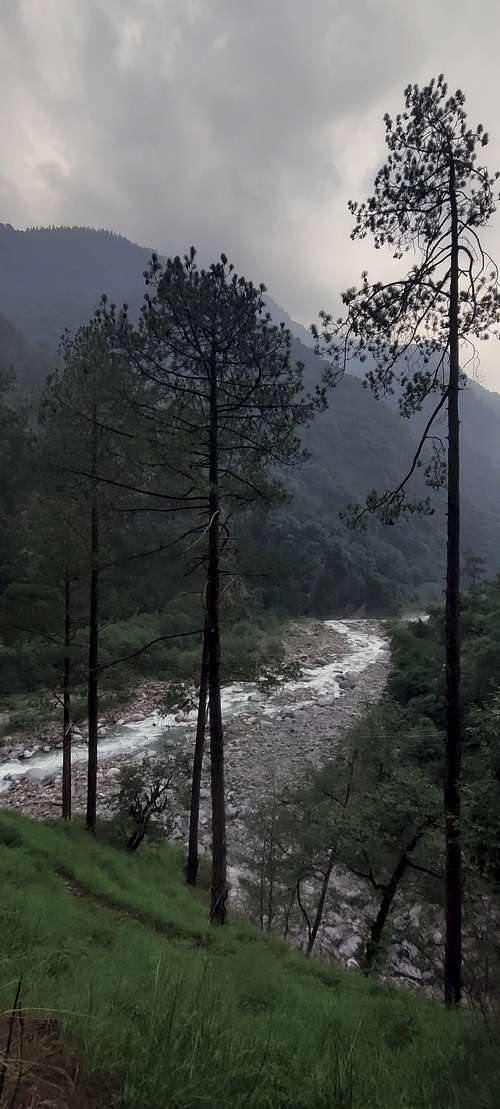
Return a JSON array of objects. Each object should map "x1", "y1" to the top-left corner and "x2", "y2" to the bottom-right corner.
[{"x1": 0, "y1": 812, "x2": 496, "y2": 1108}]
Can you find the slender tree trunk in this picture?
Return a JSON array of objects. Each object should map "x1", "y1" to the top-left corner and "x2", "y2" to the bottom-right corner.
[
  {"x1": 444, "y1": 158, "x2": 463, "y2": 1006},
  {"x1": 207, "y1": 354, "x2": 227, "y2": 925},
  {"x1": 363, "y1": 831, "x2": 420, "y2": 971},
  {"x1": 266, "y1": 787, "x2": 277, "y2": 932},
  {"x1": 306, "y1": 848, "x2": 336, "y2": 956},
  {"x1": 86, "y1": 411, "x2": 99, "y2": 834},
  {"x1": 258, "y1": 834, "x2": 268, "y2": 931},
  {"x1": 62, "y1": 574, "x2": 72, "y2": 820},
  {"x1": 186, "y1": 622, "x2": 209, "y2": 886},
  {"x1": 296, "y1": 877, "x2": 313, "y2": 951},
  {"x1": 127, "y1": 827, "x2": 147, "y2": 852},
  {"x1": 283, "y1": 881, "x2": 298, "y2": 940}
]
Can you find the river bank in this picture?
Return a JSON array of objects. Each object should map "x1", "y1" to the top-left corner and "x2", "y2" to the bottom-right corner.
[
  {"x1": 0, "y1": 619, "x2": 388, "y2": 814},
  {"x1": 9, "y1": 618, "x2": 444, "y2": 982}
]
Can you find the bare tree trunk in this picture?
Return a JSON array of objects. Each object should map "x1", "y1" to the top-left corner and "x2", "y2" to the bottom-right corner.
[
  {"x1": 444, "y1": 157, "x2": 463, "y2": 1006},
  {"x1": 363, "y1": 832, "x2": 420, "y2": 971},
  {"x1": 306, "y1": 848, "x2": 335, "y2": 956},
  {"x1": 208, "y1": 355, "x2": 227, "y2": 925},
  {"x1": 62, "y1": 573, "x2": 72, "y2": 821},
  {"x1": 86, "y1": 408, "x2": 99, "y2": 834},
  {"x1": 186, "y1": 622, "x2": 209, "y2": 886},
  {"x1": 283, "y1": 881, "x2": 298, "y2": 940},
  {"x1": 127, "y1": 826, "x2": 147, "y2": 851},
  {"x1": 296, "y1": 877, "x2": 313, "y2": 952},
  {"x1": 266, "y1": 786, "x2": 278, "y2": 932},
  {"x1": 86, "y1": 499, "x2": 99, "y2": 833},
  {"x1": 258, "y1": 834, "x2": 268, "y2": 931}
]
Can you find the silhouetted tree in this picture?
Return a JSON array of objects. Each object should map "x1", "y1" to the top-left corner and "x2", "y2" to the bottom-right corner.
[
  {"x1": 43, "y1": 315, "x2": 138, "y2": 832},
  {"x1": 315, "y1": 76, "x2": 500, "y2": 1004},
  {"x1": 126, "y1": 249, "x2": 325, "y2": 923},
  {"x1": 464, "y1": 552, "x2": 486, "y2": 589}
]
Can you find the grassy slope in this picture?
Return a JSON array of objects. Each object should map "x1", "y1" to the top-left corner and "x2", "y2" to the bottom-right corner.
[{"x1": 0, "y1": 813, "x2": 495, "y2": 1109}]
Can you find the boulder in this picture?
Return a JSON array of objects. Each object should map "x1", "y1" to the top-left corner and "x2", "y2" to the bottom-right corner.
[
  {"x1": 338, "y1": 935, "x2": 362, "y2": 960},
  {"x1": 42, "y1": 745, "x2": 51, "y2": 754},
  {"x1": 19, "y1": 748, "x2": 34, "y2": 760},
  {"x1": 408, "y1": 903, "x2": 422, "y2": 928},
  {"x1": 25, "y1": 767, "x2": 54, "y2": 785},
  {"x1": 103, "y1": 766, "x2": 121, "y2": 779}
]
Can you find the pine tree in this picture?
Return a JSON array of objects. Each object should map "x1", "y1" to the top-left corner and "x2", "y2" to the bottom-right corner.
[
  {"x1": 315, "y1": 76, "x2": 500, "y2": 1003},
  {"x1": 122, "y1": 249, "x2": 325, "y2": 923}
]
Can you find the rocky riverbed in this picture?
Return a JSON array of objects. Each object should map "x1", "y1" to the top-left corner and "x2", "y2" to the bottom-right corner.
[
  {"x1": 0, "y1": 619, "x2": 388, "y2": 816},
  {"x1": 0, "y1": 617, "x2": 454, "y2": 991},
  {"x1": 1, "y1": 615, "x2": 494, "y2": 998}
]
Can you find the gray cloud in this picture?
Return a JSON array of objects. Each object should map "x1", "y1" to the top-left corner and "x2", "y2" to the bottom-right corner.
[{"x1": 2, "y1": 0, "x2": 500, "y2": 384}]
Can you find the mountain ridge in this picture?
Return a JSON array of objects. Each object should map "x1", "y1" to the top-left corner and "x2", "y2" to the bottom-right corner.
[{"x1": 1, "y1": 223, "x2": 499, "y2": 611}]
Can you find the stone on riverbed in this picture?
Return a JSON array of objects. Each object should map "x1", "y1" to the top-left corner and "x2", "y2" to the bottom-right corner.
[
  {"x1": 25, "y1": 767, "x2": 55, "y2": 785},
  {"x1": 338, "y1": 935, "x2": 363, "y2": 960}
]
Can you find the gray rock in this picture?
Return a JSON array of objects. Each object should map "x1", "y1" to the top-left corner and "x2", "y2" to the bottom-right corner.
[
  {"x1": 408, "y1": 904, "x2": 422, "y2": 928},
  {"x1": 173, "y1": 814, "x2": 188, "y2": 837},
  {"x1": 393, "y1": 958, "x2": 423, "y2": 982},
  {"x1": 127, "y1": 713, "x2": 146, "y2": 723},
  {"x1": 103, "y1": 766, "x2": 121, "y2": 779},
  {"x1": 20, "y1": 748, "x2": 34, "y2": 760},
  {"x1": 338, "y1": 935, "x2": 362, "y2": 960},
  {"x1": 401, "y1": 940, "x2": 420, "y2": 962},
  {"x1": 25, "y1": 767, "x2": 54, "y2": 785},
  {"x1": 42, "y1": 745, "x2": 51, "y2": 754}
]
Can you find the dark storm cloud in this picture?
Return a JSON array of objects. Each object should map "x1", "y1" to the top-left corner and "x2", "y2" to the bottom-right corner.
[{"x1": 2, "y1": 0, "x2": 500, "y2": 382}]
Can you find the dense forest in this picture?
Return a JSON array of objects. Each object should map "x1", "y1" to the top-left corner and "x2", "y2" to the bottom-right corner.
[{"x1": 1, "y1": 223, "x2": 500, "y2": 662}]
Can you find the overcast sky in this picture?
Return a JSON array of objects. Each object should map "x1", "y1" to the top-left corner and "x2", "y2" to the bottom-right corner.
[{"x1": 2, "y1": 0, "x2": 500, "y2": 386}]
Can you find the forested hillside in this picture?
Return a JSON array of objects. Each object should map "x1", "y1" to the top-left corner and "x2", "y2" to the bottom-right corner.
[{"x1": 1, "y1": 223, "x2": 500, "y2": 644}]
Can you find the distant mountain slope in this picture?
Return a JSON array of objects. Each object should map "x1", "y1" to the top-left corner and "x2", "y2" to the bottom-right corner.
[
  {"x1": 1, "y1": 224, "x2": 499, "y2": 611},
  {"x1": 0, "y1": 311, "x2": 52, "y2": 395},
  {"x1": 250, "y1": 340, "x2": 500, "y2": 613},
  {"x1": 0, "y1": 224, "x2": 154, "y2": 346},
  {"x1": 263, "y1": 295, "x2": 314, "y2": 348}
]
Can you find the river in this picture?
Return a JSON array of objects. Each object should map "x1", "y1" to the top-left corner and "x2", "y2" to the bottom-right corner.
[{"x1": 0, "y1": 619, "x2": 388, "y2": 800}]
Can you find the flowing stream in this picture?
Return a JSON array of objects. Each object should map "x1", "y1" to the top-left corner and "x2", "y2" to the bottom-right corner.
[{"x1": 0, "y1": 619, "x2": 387, "y2": 794}]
